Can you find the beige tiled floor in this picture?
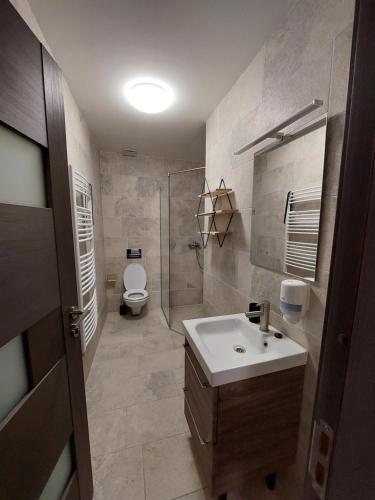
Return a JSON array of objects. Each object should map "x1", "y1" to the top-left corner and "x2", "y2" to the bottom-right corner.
[{"x1": 86, "y1": 308, "x2": 207, "y2": 500}]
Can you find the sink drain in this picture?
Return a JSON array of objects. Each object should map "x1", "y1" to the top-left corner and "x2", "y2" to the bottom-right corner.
[{"x1": 233, "y1": 345, "x2": 246, "y2": 354}]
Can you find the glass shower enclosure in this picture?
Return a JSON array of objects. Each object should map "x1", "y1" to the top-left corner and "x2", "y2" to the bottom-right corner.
[{"x1": 160, "y1": 166, "x2": 205, "y2": 334}]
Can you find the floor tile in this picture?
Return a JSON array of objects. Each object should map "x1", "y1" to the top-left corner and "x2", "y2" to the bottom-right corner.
[
  {"x1": 142, "y1": 324, "x2": 173, "y2": 340},
  {"x1": 88, "y1": 408, "x2": 126, "y2": 457},
  {"x1": 97, "y1": 329, "x2": 175, "y2": 358},
  {"x1": 99, "y1": 326, "x2": 144, "y2": 346},
  {"x1": 87, "y1": 368, "x2": 180, "y2": 417},
  {"x1": 125, "y1": 396, "x2": 188, "y2": 447},
  {"x1": 92, "y1": 446, "x2": 145, "y2": 500},
  {"x1": 139, "y1": 348, "x2": 185, "y2": 375},
  {"x1": 87, "y1": 355, "x2": 139, "y2": 389},
  {"x1": 93, "y1": 342, "x2": 141, "y2": 363},
  {"x1": 140, "y1": 335, "x2": 176, "y2": 355},
  {"x1": 141, "y1": 370, "x2": 179, "y2": 401},
  {"x1": 86, "y1": 359, "x2": 141, "y2": 414},
  {"x1": 88, "y1": 309, "x2": 206, "y2": 500},
  {"x1": 143, "y1": 433, "x2": 203, "y2": 500}
]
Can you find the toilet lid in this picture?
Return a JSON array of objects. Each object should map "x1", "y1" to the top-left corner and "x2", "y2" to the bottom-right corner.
[{"x1": 123, "y1": 263, "x2": 147, "y2": 290}]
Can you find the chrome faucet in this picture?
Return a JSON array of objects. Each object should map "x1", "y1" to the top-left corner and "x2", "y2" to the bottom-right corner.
[{"x1": 245, "y1": 300, "x2": 271, "y2": 332}]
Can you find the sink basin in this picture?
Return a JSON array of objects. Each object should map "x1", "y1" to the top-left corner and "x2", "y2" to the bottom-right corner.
[{"x1": 182, "y1": 314, "x2": 307, "y2": 386}]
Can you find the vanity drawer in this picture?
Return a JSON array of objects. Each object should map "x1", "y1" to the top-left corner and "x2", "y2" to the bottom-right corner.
[
  {"x1": 184, "y1": 396, "x2": 213, "y2": 489},
  {"x1": 184, "y1": 343, "x2": 217, "y2": 444}
]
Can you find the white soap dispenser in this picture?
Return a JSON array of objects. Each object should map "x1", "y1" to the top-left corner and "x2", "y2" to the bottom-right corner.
[{"x1": 280, "y1": 279, "x2": 310, "y2": 324}]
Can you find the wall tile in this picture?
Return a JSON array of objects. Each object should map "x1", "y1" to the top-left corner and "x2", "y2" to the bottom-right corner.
[
  {"x1": 104, "y1": 237, "x2": 124, "y2": 259},
  {"x1": 103, "y1": 217, "x2": 122, "y2": 238},
  {"x1": 100, "y1": 154, "x2": 204, "y2": 311},
  {"x1": 170, "y1": 289, "x2": 203, "y2": 307}
]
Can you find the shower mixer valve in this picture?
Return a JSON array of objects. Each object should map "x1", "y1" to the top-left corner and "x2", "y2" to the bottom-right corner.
[{"x1": 188, "y1": 241, "x2": 201, "y2": 249}]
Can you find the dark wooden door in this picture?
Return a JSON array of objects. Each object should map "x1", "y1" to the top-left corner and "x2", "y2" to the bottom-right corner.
[
  {"x1": 0, "y1": 1, "x2": 92, "y2": 499},
  {"x1": 304, "y1": 0, "x2": 375, "y2": 499}
]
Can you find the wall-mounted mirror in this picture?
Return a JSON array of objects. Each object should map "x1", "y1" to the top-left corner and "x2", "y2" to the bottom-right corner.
[{"x1": 250, "y1": 115, "x2": 327, "y2": 281}]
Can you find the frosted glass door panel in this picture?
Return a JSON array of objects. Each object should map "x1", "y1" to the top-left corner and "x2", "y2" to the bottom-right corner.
[
  {"x1": 0, "y1": 123, "x2": 46, "y2": 207},
  {"x1": 39, "y1": 441, "x2": 73, "y2": 500},
  {"x1": 0, "y1": 335, "x2": 29, "y2": 422}
]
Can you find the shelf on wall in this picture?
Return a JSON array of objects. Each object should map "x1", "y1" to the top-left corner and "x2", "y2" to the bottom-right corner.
[
  {"x1": 199, "y1": 231, "x2": 229, "y2": 236},
  {"x1": 195, "y1": 209, "x2": 239, "y2": 217},
  {"x1": 198, "y1": 188, "x2": 233, "y2": 199},
  {"x1": 196, "y1": 178, "x2": 237, "y2": 248}
]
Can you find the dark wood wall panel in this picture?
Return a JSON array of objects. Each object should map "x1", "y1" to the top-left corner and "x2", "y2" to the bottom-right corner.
[
  {"x1": 0, "y1": 0, "x2": 47, "y2": 146},
  {"x1": 312, "y1": 1, "x2": 375, "y2": 499},
  {"x1": 0, "y1": 204, "x2": 60, "y2": 347},
  {"x1": 42, "y1": 48, "x2": 93, "y2": 498},
  {"x1": 0, "y1": 359, "x2": 73, "y2": 500},
  {"x1": 26, "y1": 308, "x2": 65, "y2": 386}
]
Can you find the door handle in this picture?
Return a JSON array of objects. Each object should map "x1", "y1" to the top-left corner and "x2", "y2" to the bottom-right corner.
[{"x1": 69, "y1": 306, "x2": 89, "y2": 338}]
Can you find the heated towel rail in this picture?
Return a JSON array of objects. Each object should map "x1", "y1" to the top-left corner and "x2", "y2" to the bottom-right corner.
[
  {"x1": 70, "y1": 167, "x2": 98, "y2": 352},
  {"x1": 284, "y1": 186, "x2": 322, "y2": 280}
]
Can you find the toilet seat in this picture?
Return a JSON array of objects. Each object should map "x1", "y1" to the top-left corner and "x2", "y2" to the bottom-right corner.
[{"x1": 123, "y1": 289, "x2": 149, "y2": 301}]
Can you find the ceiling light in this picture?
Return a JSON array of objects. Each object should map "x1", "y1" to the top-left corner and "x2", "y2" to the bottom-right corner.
[{"x1": 124, "y1": 78, "x2": 174, "y2": 114}]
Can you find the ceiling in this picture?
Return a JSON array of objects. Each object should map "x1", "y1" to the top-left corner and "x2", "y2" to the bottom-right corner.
[{"x1": 29, "y1": 0, "x2": 295, "y2": 161}]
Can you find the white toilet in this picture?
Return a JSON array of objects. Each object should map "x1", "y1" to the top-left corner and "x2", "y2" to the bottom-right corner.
[{"x1": 123, "y1": 263, "x2": 149, "y2": 315}]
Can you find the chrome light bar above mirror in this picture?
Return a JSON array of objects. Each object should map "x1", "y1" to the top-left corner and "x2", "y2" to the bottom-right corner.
[{"x1": 234, "y1": 99, "x2": 324, "y2": 156}]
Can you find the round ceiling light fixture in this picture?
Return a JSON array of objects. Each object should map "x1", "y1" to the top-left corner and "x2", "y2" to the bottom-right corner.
[{"x1": 124, "y1": 78, "x2": 174, "y2": 114}]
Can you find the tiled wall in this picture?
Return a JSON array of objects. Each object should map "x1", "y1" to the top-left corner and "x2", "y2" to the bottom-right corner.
[
  {"x1": 169, "y1": 169, "x2": 205, "y2": 307},
  {"x1": 100, "y1": 152, "x2": 203, "y2": 312},
  {"x1": 204, "y1": 0, "x2": 355, "y2": 498},
  {"x1": 10, "y1": 0, "x2": 107, "y2": 379}
]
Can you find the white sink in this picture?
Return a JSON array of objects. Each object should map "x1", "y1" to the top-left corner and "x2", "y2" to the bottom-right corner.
[{"x1": 182, "y1": 314, "x2": 307, "y2": 386}]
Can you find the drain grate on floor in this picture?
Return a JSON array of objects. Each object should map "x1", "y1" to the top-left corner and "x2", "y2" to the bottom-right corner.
[{"x1": 233, "y1": 345, "x2": 246, "y2": 354}]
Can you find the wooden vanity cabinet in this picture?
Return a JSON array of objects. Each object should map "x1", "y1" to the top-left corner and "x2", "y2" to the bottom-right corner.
[{"x1": 183, "y1": 342, "x2": 305, "y2": 498}]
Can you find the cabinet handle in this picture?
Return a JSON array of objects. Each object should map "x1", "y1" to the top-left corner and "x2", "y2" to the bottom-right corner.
[
  {"x1": 185, "y1": 396, "x2": 210, "y2": 446},
  {"x1": 184, "y1": 347, "x2": 208, "y2": 389}
]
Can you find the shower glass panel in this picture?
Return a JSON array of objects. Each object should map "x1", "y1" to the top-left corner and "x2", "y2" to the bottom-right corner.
[
  {"x1": 160, "y1": 179, "x2": 170, "y2": 325},
  {"x1": 160, "y1": 166, "x2": 205, "y2": 334},
  {"x1": 0, "y1": 123, "x2": 46, "y2": 207}
]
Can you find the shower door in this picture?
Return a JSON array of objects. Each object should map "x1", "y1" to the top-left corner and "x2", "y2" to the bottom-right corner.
[
  {"x1": 160, "y1": 180, "x2": 170, "y2": 325},
  {"x1": 160, "y1": 167, "x2": 205, "y2": 333}
]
